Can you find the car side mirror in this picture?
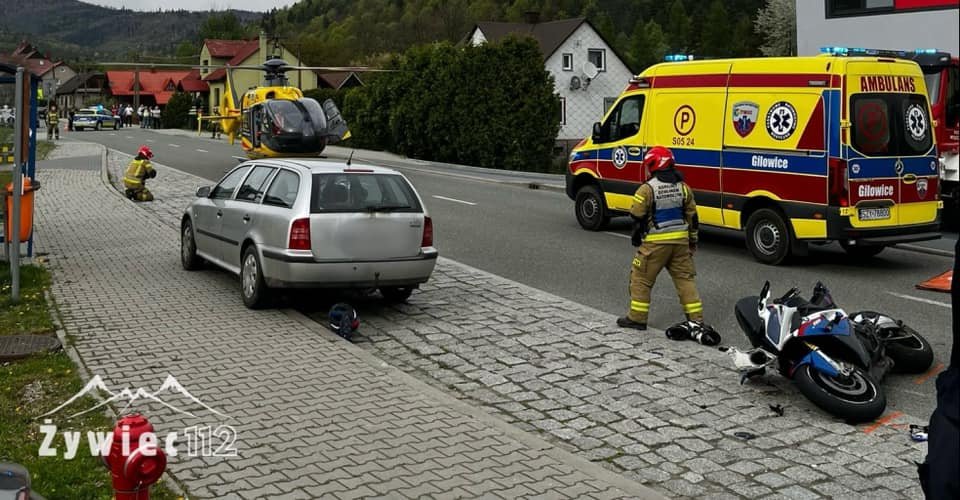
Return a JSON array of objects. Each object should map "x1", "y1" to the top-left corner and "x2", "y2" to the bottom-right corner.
[
  {"x1": 592, "y1": 122, "x2": 603, "y2": 142},
  {"x1": 196, "y1": 186, "x2": 211, "y2": 198}
]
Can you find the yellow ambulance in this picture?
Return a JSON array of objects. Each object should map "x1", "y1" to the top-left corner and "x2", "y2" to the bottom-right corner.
[{"x1": 565, "y1": 53, "x2": 943, "y2": 264}]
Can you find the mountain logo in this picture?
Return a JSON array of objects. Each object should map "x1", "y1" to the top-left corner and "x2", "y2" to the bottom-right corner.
[{"x1": 40, "y1": 374, "x2": 229, "y2": 420}]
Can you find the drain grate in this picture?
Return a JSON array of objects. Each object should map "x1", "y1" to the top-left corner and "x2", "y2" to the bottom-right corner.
[{"x1": 0, "y1": 335, "x2": 62, "y2": 361}]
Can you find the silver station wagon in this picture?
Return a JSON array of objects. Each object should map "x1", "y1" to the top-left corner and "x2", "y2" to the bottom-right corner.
[{"x1": 180, "y1": 159, "x2": 438, "y2": 308}]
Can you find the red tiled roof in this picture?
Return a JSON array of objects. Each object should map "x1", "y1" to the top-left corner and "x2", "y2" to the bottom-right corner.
[
  {"x1": 204, "y1": 39, "x2": 255, "y2": 58},
  {"x1": 0, "y1": 53, "x2": 61, "y2": 77},
  {"x1": 106, "y1": 70, "x2": 193, "y2": 101},
  {"x1": 203, "y1": 39, "x2": 260, "y2": 82}
]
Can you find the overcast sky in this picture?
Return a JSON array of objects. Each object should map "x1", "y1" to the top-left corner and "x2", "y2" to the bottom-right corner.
[{"x1": 82, "y1": 0, "x2": 298, "y2": 12}]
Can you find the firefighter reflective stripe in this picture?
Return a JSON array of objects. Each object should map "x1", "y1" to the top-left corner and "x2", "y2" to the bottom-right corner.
[
  {"x1": 633, "y1": 194, "x2": 645, "y2": 203},
  {"x1": 684, "y1": 302, "x2": 703, "y2": 314},
  {"x1": 644, "y1": 230, "x2": 688, "y2": 242},
  {"x1": 631, "y1": 300, "x2": 649, "y2": 312}
]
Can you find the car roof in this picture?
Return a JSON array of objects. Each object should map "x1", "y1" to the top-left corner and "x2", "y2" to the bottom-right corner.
[{"x1": 249, "y1": 159, "x2": 402, "y2": 176}]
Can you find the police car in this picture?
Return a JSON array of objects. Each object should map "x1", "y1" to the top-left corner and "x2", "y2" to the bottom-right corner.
[{"x1": 72, "y1": 108, "x2": 119, "y2": 131}]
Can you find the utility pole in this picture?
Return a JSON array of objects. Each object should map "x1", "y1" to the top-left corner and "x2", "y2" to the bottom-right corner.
[{"x1": 133, "y1": 46, "x2": 141, "y2": 111}]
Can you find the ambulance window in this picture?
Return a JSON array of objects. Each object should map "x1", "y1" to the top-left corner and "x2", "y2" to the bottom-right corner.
[
  {"x1": 900, "y1": 94, "x2": 933, "y2": 155},
  {"x1": 601, "y1": 95, "x2": 645, "y2": 142},
  {"x1": 923, "y1": 72, "x2": 942, "y2": 104},
  {"x1": 851, "y1": 97, "x2": 891, "y2": 155}
]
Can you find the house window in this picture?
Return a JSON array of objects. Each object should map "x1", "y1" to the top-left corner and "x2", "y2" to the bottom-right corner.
[
  {"x1": 588, "y1": 49, "x2": 606, "y2": 72},
  {"x1": 559, "y1": 97, "x2": 566, "y2": 125},
  {"x1": 202, "y1": 59, "x2": 209, "y2": 74},
  {"x1": 214, "y1": 88, "x2": 221, "y2": 110},
  {"x1": 166, "y1": 82, "x2": 175, "y2": 91},
  {"x1": 562, "y1": 53, "x2": 573, "y2": 71},
  {"x1": 826, "y1": 0, "x2": 895, "y2": 17}
]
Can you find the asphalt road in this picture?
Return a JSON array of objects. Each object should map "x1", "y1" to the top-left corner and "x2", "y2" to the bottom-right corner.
[{"x1": 75, "y1": 127, "x2": 954, "y2": 420}]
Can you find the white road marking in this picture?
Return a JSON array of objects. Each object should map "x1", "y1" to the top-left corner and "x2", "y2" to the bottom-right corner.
[
  {"x1": 886, "y1": 292, "x2": 951, "y2": 308},
  {"x1": 168, "y1": 144, "x2": 181, "y2": 148},
  {"x1": 432, "y1": 195, "x2": 476, "y2": 206},
  {"x1": 124, "y1": 136, "x2": 133, "y2": 139},
  {"x1": 604, "y1": 232, "x2": 631, "y2": 239},
  {"x1": 146, "y1": 139, "x2": 155, "y2": 143},
  {"x1": 196, "y1": 149, "x2": 208, "y2": 153}
]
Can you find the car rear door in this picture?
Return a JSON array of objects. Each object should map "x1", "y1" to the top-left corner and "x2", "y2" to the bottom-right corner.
[{"x1": 309, "y1": 171, "x2": 425, "y2": 261}]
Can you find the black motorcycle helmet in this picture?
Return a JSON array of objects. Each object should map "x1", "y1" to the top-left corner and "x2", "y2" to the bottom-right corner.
[{"x1": 328, "y1": 303, "x2": 359, "y2": 338}]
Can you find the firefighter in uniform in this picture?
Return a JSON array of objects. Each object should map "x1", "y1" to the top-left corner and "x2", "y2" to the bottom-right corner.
[
  {"x1": 123, "y1": 145, "x2": 157, "y2": 202},
  {"x1": 618, "y1": 146, "x2": 703, "y2": 330},
  {"x1": 46, "y1": 104, "x2": 60, "y2": 140}
]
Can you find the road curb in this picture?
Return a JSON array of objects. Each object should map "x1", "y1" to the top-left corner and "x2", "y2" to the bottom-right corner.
[
  {"x1": 282, "y1": 308, "x2": 668, "y2": 500},
  {"x1": 894, "y1": 243, "x2": 955, "y2": 258}
]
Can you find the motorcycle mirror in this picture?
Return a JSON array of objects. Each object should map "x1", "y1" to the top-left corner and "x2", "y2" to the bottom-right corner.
[{"x1": 760, "y1": 281, "x2": 770, "y2": 299}]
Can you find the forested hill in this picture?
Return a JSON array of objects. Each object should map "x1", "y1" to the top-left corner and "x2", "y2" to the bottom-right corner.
[
  {"x1": 261, "y1": 0, "x2": 768, "y2": 70},
  {"x1": 0, "y1": 0, "x2": 261, "y2": 60}
]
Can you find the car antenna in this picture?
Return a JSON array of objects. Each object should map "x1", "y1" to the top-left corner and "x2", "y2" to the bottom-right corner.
[{"x1": 346, "y1": 150, "x2": 354, "y2": 166}]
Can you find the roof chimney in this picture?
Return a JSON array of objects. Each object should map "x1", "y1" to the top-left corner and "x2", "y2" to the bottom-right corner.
[{"x1": 523, "y1": 11, "x2": 540, "y2": 24}]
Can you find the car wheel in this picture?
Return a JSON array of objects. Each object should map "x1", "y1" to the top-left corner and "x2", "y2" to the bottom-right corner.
[
  {"x1": 95, "y1": 122, "x2": 101, "y2": 131},
  {"x1": 575, "y1": 184, "x2": 610, "y2": 231},
  {"x1": 839, "y1": 241, "x2": 885, "y2": 258},
  {"x1": 181, "y1": 219, "x2": 203, "y2": 271},
  {"x1": 380, "y1": 286, "x2": 414, "y2": 303},
  {"x1": 745, "y1": 208, "x2": 792, "y2": 265},
  {"x1": 241, "y1": 245, "x2": 270, "y2": 309},
  {"x1": 114, "y1": 121, "x2": 119, "y2": 130}
]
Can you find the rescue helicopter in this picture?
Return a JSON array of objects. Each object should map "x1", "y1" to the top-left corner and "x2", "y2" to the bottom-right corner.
[
  {"x1": 101, "y1": 58, "x2": 380, "y2": 159},
  {"x1": 199, "y1": 58, "x2": 354, "y2": 159}
]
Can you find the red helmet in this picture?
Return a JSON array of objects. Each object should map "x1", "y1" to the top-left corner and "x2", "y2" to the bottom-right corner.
[
  {"x1": 643, "y1": 146, "x2": 675, "y2": 173},
  {"x1": 137, "y1": 145, "x2": 153, "y2": 159}
]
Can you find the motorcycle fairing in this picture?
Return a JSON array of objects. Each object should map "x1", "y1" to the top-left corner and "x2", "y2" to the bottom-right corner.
[
  {"x1": 797, "y1": 310, "x2": 852, "y2": 337},
  {"x1": 794, "y1": 348, "x2": 841, "y2": 378}
]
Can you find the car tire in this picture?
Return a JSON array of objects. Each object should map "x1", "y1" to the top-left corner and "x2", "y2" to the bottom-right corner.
[
  {"x1": 575, "y1": 185, "x2": 609, "y2": 231},
  {"x1": 95, "y1": 122, "x2": 101, "y2": 131},
  {"x1": 839, "y1": 241, "x2": 885, "y2": 258},
  {"x1": 181, "y1": 219, "x2": 203, "y2": 271},
  {"x1": 241, "y1": 245, "x2": 270, "y2": 309},
  {"x1": 114, "y1": 121, "x2": 119, "y2": 130},
  {"x1": 380, "y1": 286, "x2": 414, "y2": 303},
  {"x1": 745, "y1": 208, "x2": 792, "y2": 265}
]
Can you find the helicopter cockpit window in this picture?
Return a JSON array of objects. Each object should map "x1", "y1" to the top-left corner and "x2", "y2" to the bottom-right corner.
[{"x1": 263, "y1": 100, "x2": 305, "y2": 133}]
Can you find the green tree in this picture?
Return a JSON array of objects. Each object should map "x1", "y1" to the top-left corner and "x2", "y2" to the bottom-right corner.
[
  {"x1": 198, "y1": 12, "x2": 249, "y2": 41},
  {"x1": 174, "y1": 41, "x2": 197, "y2": 59},
  {"x1": 631, "y1": 19, "x2": 668, "y2": 72},
  {"x1": 162, "y1": 92, "x2": 193, "y2": 129},
  {"x1": 700, "y1": 0, "x2": 730, "y2": 57},
  {"x1": 666, "y1": 0, "x2": 692, "y2": 53},
  {"x1": 755, "y1": 0, "x2": 796, "y2": 56}
]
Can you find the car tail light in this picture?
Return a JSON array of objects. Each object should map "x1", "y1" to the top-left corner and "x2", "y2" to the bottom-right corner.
[
  {"x1": 828, "y1": 158, "x2": 849, "y2": 207},
  {"x1": 289, "y1": 218, "x2": 311, "y2": 250},
  {"x1": 421, "y1": 216, "x2": 433, "y2": 247}
]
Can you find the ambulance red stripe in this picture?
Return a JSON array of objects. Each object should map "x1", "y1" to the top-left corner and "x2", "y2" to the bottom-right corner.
[
  {"x1": 649, "y1": 74, "x2": 840, "y2": 89},
  {"x1": 721, "y1": 169, "x2": 828, "y2": 205}
]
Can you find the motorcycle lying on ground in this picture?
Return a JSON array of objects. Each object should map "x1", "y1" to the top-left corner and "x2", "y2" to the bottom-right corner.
[{"x1": 728, "y1": 281, "x2": 934, "y2": 423}]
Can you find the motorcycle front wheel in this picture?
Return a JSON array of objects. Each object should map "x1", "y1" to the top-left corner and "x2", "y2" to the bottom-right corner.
[{"x1": 793, "y1": 364, "x2": 886, "y2": 423}]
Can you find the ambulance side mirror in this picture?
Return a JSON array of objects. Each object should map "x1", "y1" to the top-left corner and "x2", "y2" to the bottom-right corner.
[{"x1": 592, "y1": 122, "x2": 604, "y2": 142}]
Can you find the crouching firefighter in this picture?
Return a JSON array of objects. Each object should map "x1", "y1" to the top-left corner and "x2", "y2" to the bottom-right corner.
[
  {"x1": 618, "y1": 145, "x2": 704, "y2": 331},
  {"x1": 124, "y1": 145, "x2": 157, "y2": 202}
]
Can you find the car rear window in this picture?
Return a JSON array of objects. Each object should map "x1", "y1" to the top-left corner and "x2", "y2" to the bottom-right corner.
[
  {"x1": 851, "y1": 93, "x2": 933, "y2": 157},
  {"x1": 310, "y1": 173, "x2": 422, "y2": 213}
]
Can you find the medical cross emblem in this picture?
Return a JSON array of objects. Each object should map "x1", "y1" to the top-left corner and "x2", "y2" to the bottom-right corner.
[
  {"x1": 766, "y1": 101, "x2": 797, "y2": 141},
  {"x1": 906, "y1": 105, "x2": 926, "y2": 141},
  {"x1": 613, "y1": 146, "x2": 628, "y2": 169}
]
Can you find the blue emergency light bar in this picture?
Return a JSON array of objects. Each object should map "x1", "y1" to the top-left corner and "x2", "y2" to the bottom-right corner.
[
  {"x1": 664, "y1": 54, "x2": 694, "y2": 62},
  {"x1": 820, "y1": 46, "x2": 945, "y2": 58}
]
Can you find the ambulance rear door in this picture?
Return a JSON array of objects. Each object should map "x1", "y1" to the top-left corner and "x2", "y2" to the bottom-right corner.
[{"x1": 846, "y1": 60, "x2": 939, "y2": 228}]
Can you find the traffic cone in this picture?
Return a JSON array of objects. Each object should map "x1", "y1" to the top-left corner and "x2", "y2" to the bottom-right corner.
[{"x1": 916, "y1": 270, "x2": 952, "y2": 293}]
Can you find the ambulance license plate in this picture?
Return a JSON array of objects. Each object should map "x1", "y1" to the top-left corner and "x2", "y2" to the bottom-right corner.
[{"x1": 859, "y1": 207, "x2": 890, "y2": 221}]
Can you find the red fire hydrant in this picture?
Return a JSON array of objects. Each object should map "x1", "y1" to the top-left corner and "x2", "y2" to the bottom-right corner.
[{"x1": 103, "y1": 414, "x2": 167, "y2": 500}]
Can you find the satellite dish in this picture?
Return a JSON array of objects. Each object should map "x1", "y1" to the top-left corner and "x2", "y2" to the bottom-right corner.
[
  {"x1": 569, "y1": 75, "x2": 582, "y2": 90},
  {"x1": 582, "y1": 62, "x2": 600, "y2": 80}
]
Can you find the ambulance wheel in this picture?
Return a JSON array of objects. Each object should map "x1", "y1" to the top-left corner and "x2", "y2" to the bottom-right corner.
[
  {"x1": 745, "y1": 208, "x2": 791, "y2": 265},
  {"x1": 575, "y1": 185, "x2": 609, "y2": 231},
  {"x1": 839, "y1": 242, "x2": 885, "y2": 258}
]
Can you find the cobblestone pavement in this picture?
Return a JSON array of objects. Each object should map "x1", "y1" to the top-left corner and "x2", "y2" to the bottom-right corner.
[
  {"x1": 34, "y1": 143, "x2": 658, "y2": 499},
  {"x1": 99, "y1": 145, "x2": 929, "y2": 499}
]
